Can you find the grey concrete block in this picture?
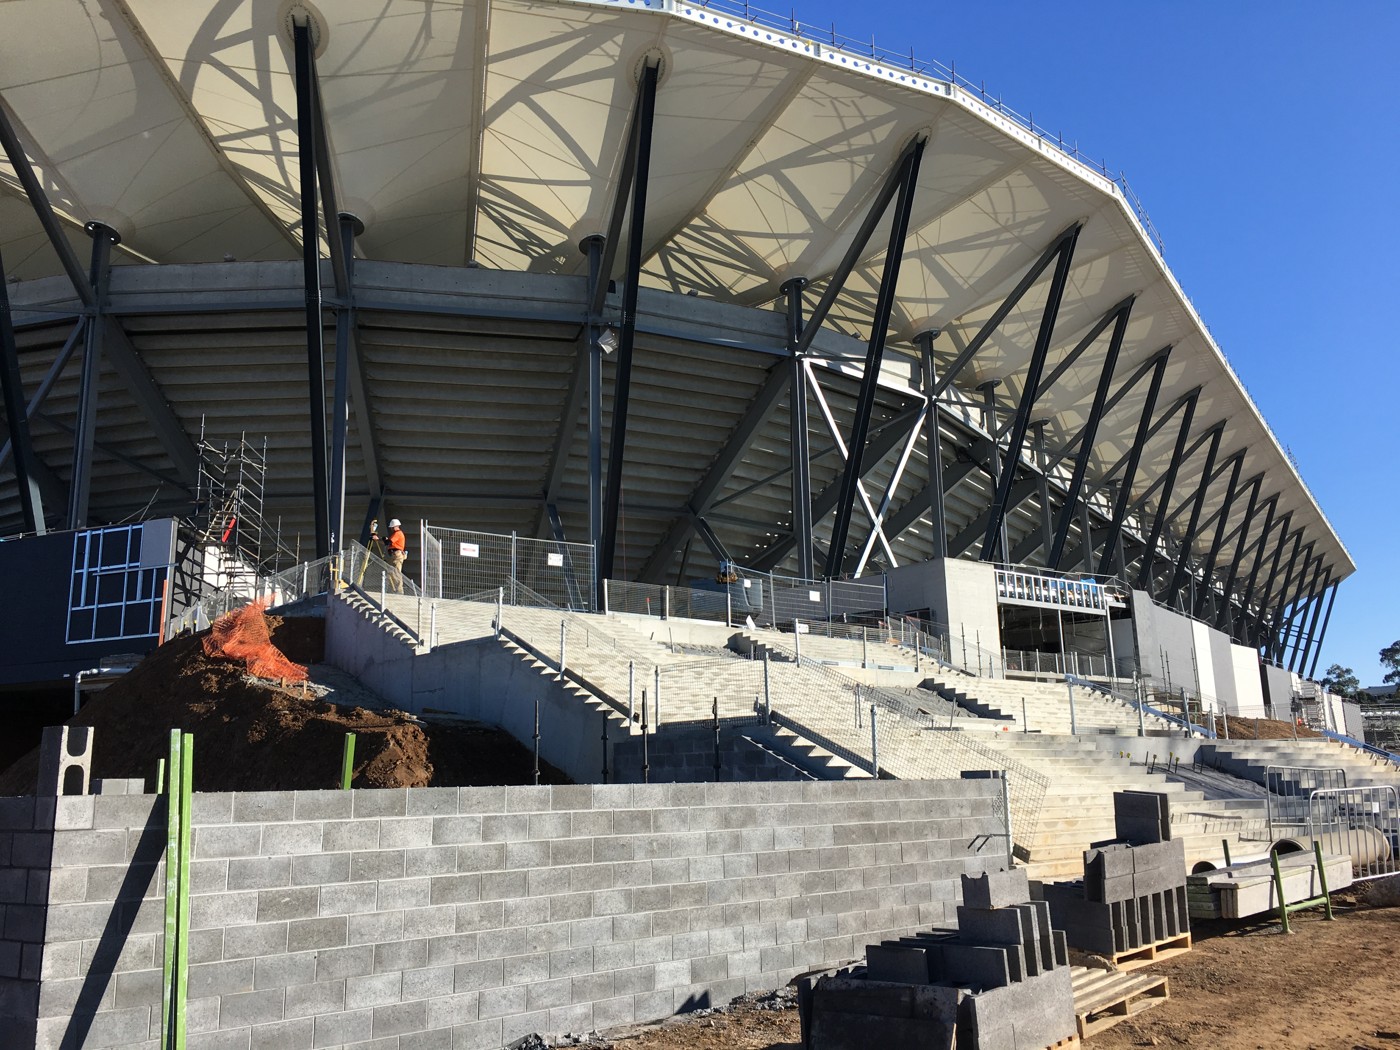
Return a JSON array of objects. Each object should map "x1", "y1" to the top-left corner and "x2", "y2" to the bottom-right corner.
[
  {"x1": 319, "y1": 882, "x2": 378, "y2": 916},
  {"x1": 227, "y1": 857, "x2": 292, "y2": 892},
  {"x1": 223, "y1": 922, "x2": 289, "y2": 960},
  {"x1": 287, "y1": 916, "x2": 348, "y2": 953},
  {"x1": 353, "y1": 790, "x2": 408, "y2": 818},
  {"x1": 936, "y1": 942, "x2": 1011, "y2": 991},
  {"x1": 314, "y1": 945, "x2": 374, "y2": 982},
  {"x1": 261, "y1": 822, "x2": 325, "y2": 856},
  {"x1": 293, "y1": 790, "x2": 355, "y2": 821},
  {"x1": 219, "y1": 987, "x2": 285, "y2": 1028},
  {"x1": 194, "y1": 824, "x2": 262, "y2": 859},
  {"x1": 405, "y1": 788, "x2": 459, "y2": 817},
  {"x1": 323, "y1": 820, "x2": 379, "y2": 853},
  {"x1": 283, "y1": 978, "x2": 346, "y2": 1019},
  {"x1": 962, "y1": 960, "x2": 1075, "y2": 1050},
  {"x1": 380, "y1": 817, "x2": 433, "y2": 848},
  {"x1": 311, "y1": 1007, "x2": 374, "y2": 1047},
  {"x1": 1114, "y1": 790, "x2": 1170, "y2": 845},
  {"x1": 38, "y1": 724, "x2": 93, "y2": 798},
  {"x1": 866, "y1": 944, "x2": 931, "y2": 985},
  {"x1": 959, "y1": 868, "x2": 1029, "y2": 911},
  {"x1": 257, "y1": 887, "x2": 320, "y2": 923},
  {"x1": 253, "y1": 952, "x2": 317, "y2": 990}
]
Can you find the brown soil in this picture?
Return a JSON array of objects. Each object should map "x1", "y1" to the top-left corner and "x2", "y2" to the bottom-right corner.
[
  {"x1": 1210, "y1": 715, "x2": 1321, "y2": 740},
  {"x1": 585, "y1": 899, "x2": 1400, "y2": 1050},
  {"x1": 0, "y1": 614, "x2": 568, "y2": 795}
]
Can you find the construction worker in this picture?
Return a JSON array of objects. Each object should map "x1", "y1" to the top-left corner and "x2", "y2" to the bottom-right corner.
[{"x1": 385, "y1": 519, "x2": 407, "y2": 593}]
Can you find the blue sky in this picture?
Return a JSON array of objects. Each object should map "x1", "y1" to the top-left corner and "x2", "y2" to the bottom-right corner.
[{"x1": 782, "y1": 0, "x2": 1399, "y2": 685}]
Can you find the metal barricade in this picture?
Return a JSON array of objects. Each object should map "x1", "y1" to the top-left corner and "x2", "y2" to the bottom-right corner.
[
  {"x1": 1306, "y1": 785, "x2": 1400, "y2": 881},
  {"x1": 1265, "y1": 765, "x2": 1348, "y2": 833},
  {"x1": 426, "y1": 525, "x2": 595, "y2": 611}
]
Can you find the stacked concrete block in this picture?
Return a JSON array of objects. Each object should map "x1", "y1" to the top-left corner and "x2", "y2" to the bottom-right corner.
[
  {"x1": 803, "y1": 867, "x2": 1077, "y2": 1050},
  {"x1": 37, "y1": 725, "x2": 94, "y2": 797},
  {"x1": 8, "y1": 777, "x2": 1003, "y2": 1049},
  {"x1": 1037, "y1": 792, "x2": 1190, "y2": 959}
]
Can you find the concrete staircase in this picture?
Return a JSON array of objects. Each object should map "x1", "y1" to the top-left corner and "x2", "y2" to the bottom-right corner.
[
  {"x1": 1198, "y1": 738, "x2": 1400, "y2": 792},
  {"x1": 928, "y1": 674, "x2": 1179, "y2": 736},
  {"x1": 976, "y1": 732, "x2": 1269, "y2": 880}
]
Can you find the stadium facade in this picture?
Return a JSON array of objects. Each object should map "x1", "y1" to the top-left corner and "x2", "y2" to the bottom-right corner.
[{"x1": 0, "y1": 0, "x2": 1351, "y2": 706}]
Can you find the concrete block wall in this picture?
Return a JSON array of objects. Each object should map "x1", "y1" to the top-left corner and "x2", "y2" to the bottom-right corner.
[
  {"x1": 22, "y1": 779, "x2": 1002, "y2": 1049},
  {"x1": 0, "y1": 795, "x2": 55, "y2": 1047},
  {"x1": 610, "y1": 725, "x2": 811, "y2": 784}
]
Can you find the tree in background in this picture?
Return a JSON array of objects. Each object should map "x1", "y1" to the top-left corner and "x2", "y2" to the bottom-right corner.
[
  {"x1": 1381, "y1": 641, "x2": 1400, "y2": 689},
  {"x1": 1322, "y1": 663, "x2": 1360, "y2": 699}
]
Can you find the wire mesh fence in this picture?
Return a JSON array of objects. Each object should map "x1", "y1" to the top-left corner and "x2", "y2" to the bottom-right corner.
[
  {"x1": 1304, "y1": 786, "x2": 1400, "y2": 882},
  {"x1": 170, "y1": 554, "x2": 339, "y2": 634},
  {"x1": 423, "y1": 524, "x2": 594, "y2": 611},
  {"x1": 1265, "y1": 766, "x2": 1349, "y2": 831},
  {"x1": 604, "y1": 571, "x2": 887, "y2": 630}
]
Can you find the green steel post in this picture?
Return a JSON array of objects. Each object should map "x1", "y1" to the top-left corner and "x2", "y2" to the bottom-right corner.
[
  {"x1": 1222, "y1": 838, "x2": 1232, "y2": 867},
  {"x1": 159, "y1": 730, "x2": 182, "y2": 1049},
  {"x1": 174, "y1": 734, "x2": 194, "y2": 1049},
  {"x1": 341, "y1": 732, "x2": 357, "y2": 790},
  {"x1": 156, "y1": 757, "x2": 166, "y2": 793},
  {"x1": 1271, "y1": 850, "x2": 1291, "y2": 934},
  {"x1": 1314, "y1": 840, "x2": 1335, "y2": 921}
]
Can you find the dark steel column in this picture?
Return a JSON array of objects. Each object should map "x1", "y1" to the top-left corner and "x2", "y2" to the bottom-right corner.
[
  {"x1": 1165, "y1": 425, "x2": 1223, "y2": 605},
  {"x1": 1237, "y1": 498, "x2": 1280, "y2": 639},
  {"x1": 1047, "y1": 297, "x2": 1132, "y2": 567},
  {"x1": 1278, "y1": 547, "x2": 1318, "y2": 667},
  {"x1": 600, "y1": 62, "x2": 659, "y2": 581},
  {"x1": 1134, "y1": 393, "x2": 1198, "y2": 591},
  {"x1": 1292, "y1": 564, "x2": 1329, "y2": 674},
  {"x1": 975, "y1": 379, "x2": 1003, "y2": 561},
  {"x1": 784, "y1": 278, "x2": 813, "y2": 579},
  {"x1": 1213, "y1": 474, "x2": 1262, "y2": 631},
  {"x1": 981, "y1": 225, "x2": 1080, "y2": 562},
  {"x1": 1097, "y1": 353, "x2": 1169, "y2": 576},
  {"x1": 1031, "y1": 420, "x2": 1052, "y2": 563},
  {"x1": 1306, "y1": 581, "x2": 1339, "y2": 681},
  {"x1": 917, "y1": 330, "x2": 948, "y2": 560},
  {"x1": 294, "y1": 22, "x2": 331, "y2": 557},
  {"x1": 329, "y1": 213, "x2": 364, "y2": 552},
  {"x1": 582, "y1": 236, "x2": 606, "y2": 581},
  {"x1": 67, "y1": 222, "x2": 119, "y2": 530},
  {"x1": 825, "y1": 138, "x2": 924, "y2": 577},
  {"x1": 0, "y1": 246, "x2": 46, "y2": 533},
  {"x1": 1193, "y1": 451, "x2": 1245, "y2": 618},
  {"x1": 1261, "y1": 530, "x2": 1304, "y2": 653}
]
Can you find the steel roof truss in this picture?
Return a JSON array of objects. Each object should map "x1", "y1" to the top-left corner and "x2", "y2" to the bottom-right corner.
[
  {"x1": 1164, "y1": 424, "x2": 1223, "y2": 606},
  {"x1": 1191, "y1": 449, "x2": 1245, "y2": 618},
  {"x1": 1211, "y1": 473, "x2": 1264, "y2": 631},
  {"x1": 1132, "y1": 396, "x2": 1201, "y2": 591}
]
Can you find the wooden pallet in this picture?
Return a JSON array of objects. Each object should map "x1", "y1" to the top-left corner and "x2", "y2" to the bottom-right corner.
[
  {"x1": 1071, "y1": 965, "x2": 1171, "y2": 1039},
  {"x1": 1110, "y1": 931, "x2": 1192, "y2": 972},
  {"x1": 1041, "y1": 1036, "x2": 1082, "y2": 1050}
]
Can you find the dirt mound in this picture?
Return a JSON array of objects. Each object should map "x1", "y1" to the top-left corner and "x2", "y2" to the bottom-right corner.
[
  {"x1": 1209, "y1": 715, "x2": 1321, "y2": 739},
  {"x1": 0, "y1": 614, "x2": 567, "y2": 795}
]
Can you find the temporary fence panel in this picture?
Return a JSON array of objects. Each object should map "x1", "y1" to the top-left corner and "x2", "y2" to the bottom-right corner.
[
  {"x1": 1265, "y1": 765, "x2": 1348, "y2": 833},
  {"x1": 427, "y1": 525, "x2": 595, "y2": 611},
  {"x1": 1306, "y1": 785, "x2": 1400, "y2": 881},
  {"x1": 421, "y1": 524, "x2": 443, "y2": 600}
]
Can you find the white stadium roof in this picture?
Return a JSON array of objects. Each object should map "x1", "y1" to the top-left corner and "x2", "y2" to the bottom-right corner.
[{"x1": 0, "y1": 0, "x2": 1351, "y2": 619}]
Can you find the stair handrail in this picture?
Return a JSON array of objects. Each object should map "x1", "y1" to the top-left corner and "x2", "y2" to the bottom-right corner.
[
  {"x1": 1063, "y1": 673, "x2": 1205, "y2": 736},
  {"x1": 1319, "y1": 729, "x2": 1400, "y2": 769},
  {"x1": 338, "y1": 542, "x2": 427, "y2": 645}
]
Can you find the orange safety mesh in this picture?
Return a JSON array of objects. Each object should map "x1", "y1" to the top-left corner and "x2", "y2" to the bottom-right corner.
[{"x1": 203, "y1": 599, "x2": 308, "y2": 682}]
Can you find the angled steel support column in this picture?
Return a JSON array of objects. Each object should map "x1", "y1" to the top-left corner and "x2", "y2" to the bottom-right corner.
[
  {"x1": 1291, "y1": 564, "x2": 1329, "y2": 674},
  {"x1": 1192, "y1": 450, "x2": 1245, "y2": 618},
  {"x1": 1306, "y1": 581, "x2": 1339, "y2": 681},
  {"x1": 1046, "y1": 296, "x2": 1133, "y2": 567},
  {"x1": 1213, "y1": 474, "x2": 1263, "y2": 631},
  {"x1": 931, "y1": 223, "x2": 1084, "y2": 399},
  {"x1": 294, "y1": 21, "x2": 331, "y2": 557},
  {"x1": 1097, "y1": 352, "x2": 1169, "y2": 576},
  {"x1": 825, "y1": 138, "x2": 924, "y2": 576},
  {"x1": 1261, "y1": 530, "x2": 1304, "y2": 652},
  {"x1": 981, "y1": 224, "x2": 1080, "y2": 562},
  {"x1": 0, "y1": 320, "x2": 83, "y2": 474},
  {"x1": 67, "y1": 222, "x2": 119, "y2": 530},
  {"x1": 1244, "y1": 509, "x2": 1288, "y2": 646},
  {"x1": 1236, "y1": 497, "x2": 1280, "y2": 636},
  {"x1": 1135, "y1": 392, "x2": 1199, "y2": 591},
  {"x1": 1277, "y1": 546, "x2": 1318, "y2": 666},
  {"x1": 784, "y1": 278, "x2": 814, "y2": 579},
  {"x1": 1030, "y1": 420, "x2": 1052, "y2": 563},
  {"x1": 329, "y1": 213, "x2": 364, "y2": 552},
  {"x1": 1164, "y1": 425, "x2": 1223, "y2": 606},
  {"x1": 582, "y1": 236, "x2": 606, "y2": 579},
  {"x1": 0, "y1": 245, "x2": 45, "y2": 533},
  {"x1": 793, "y1": 137, "x2": 923, "y2": 359},
  {"x1": 916, "y1": 330, "x2": 948, "y2": 560},
  {"x1": 600, "y1": 62, "x2": 660, "y2": 581}
]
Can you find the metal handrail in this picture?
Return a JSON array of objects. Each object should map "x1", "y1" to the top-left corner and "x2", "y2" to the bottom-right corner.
[{"x1": 1320, "y1": 730, "x2": 1400, "y2": 769}]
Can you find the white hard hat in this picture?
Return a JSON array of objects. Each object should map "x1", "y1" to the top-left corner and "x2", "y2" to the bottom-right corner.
[{"x1": 388, "y1": 519, "x2": 401, "y2": 528}]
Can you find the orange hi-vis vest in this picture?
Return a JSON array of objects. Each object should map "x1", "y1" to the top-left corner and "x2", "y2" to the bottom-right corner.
[{"x1": 388, "y1": 528, "x2": 406, "y2": 553}]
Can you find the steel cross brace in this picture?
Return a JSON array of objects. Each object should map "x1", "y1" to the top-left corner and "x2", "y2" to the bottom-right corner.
[{"x1": 1096, "y1": 352, "x2": 1170, "y2": 575}]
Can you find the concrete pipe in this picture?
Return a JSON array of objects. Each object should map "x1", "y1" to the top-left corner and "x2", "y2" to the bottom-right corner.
[
  {"x1": 1272, "y1": 827, "x2": 1391, "y2": 868},
  {"x1": 1191, "y1": 852, "x2": 1270, "y2": 875}
]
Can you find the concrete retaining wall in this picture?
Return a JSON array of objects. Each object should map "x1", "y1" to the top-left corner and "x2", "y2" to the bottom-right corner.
[{"x1": 18, "y1": 779, "x2": 1002, "y2": 1049}]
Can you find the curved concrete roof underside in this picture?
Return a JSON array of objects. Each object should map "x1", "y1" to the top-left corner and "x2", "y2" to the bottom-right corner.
[{"x1": 0, "y1": 0, "x2": 1352, "y2": 601}]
